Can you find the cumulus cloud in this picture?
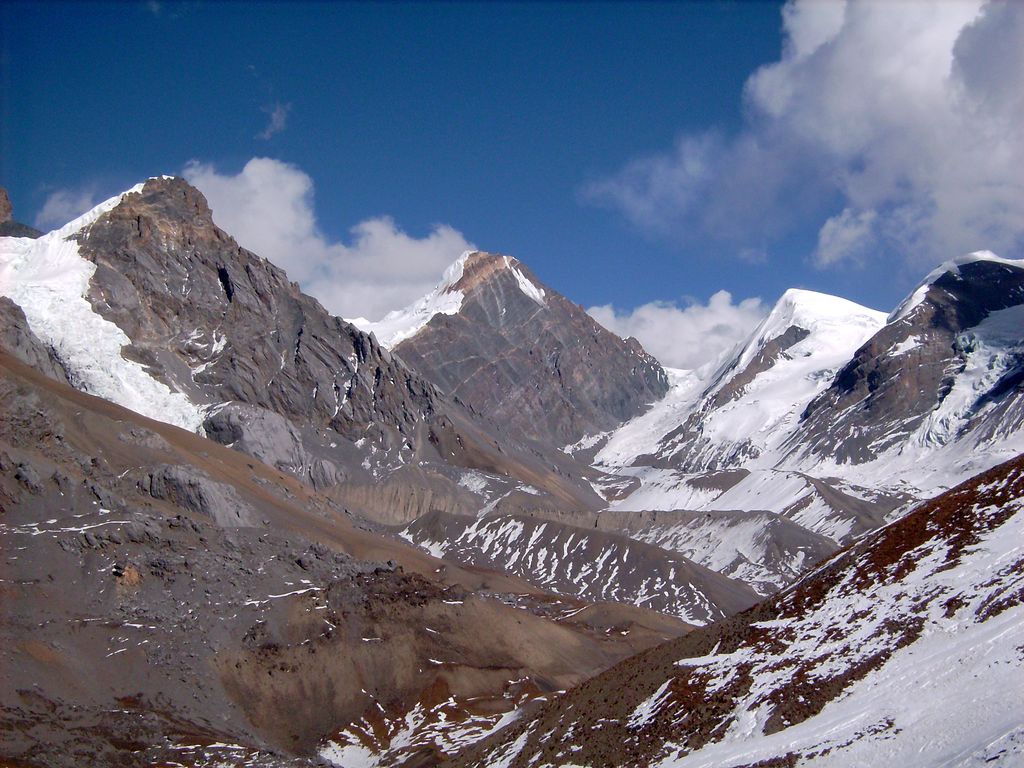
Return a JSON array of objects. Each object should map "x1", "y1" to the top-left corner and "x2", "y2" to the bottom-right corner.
[
  {"x1": 589, "y1": 290, "x2": 767, "y2": 370},
  {"x1": 586, "y1": 0, "x2": 1024, "y2": 269},
  {"x1": 34, "y1": 187, "x2": 99, "y2": 231},
  {"x1": 183, "y1": 157, "x2": 474, "y2": 320},
  {"x1": 256, "y1": 102, "x2": 291, "y2": 140}
]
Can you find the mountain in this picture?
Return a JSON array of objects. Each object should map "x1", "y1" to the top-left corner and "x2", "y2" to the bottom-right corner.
[
  {"x1": 611, "y1": 289, "x2": 888, "y2": 474},
  {"x1": 0, "y1": 177, "x2": 751, "y2": 699},
  {"x1": 0, "y1": 178, "x2": 605, "y2": 526},
  {"x1": 5, "y1": 172, "x2": 1024, "y2": 767},
  {"x1": 588, "y1": 257, "x2": 1024, "y2": 553},
  {"x1": 450, "y1": 451, "x2": 1024, "y2": 767},
  {"x1": 356, "y1": 250, "x2": 669, "y2": 447},
  {"x1": 793, "y1": 251, "x2": 1024, "y2": 484},
  {"x1": 0, "y1": 330, "x2": 691, "y2": 766}
]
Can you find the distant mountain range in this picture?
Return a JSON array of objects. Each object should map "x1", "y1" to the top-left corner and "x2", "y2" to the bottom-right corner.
[{"x1": 1, "y1": 176, "x2": 1022, "y2": 766}]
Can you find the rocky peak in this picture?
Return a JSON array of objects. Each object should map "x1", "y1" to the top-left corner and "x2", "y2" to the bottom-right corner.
[
  {"x1": 449, "y1": 251, "x2": 547, "y2": 303},
  {"x1": 796, "y1": 252, "x2": 1024, "y2": 465},
  {"x1": 73, "y1": 175, "x2": 445, "y2": 438},
  {"x1": 387, "y1": 250, "x2": 669, "y2": 446}
]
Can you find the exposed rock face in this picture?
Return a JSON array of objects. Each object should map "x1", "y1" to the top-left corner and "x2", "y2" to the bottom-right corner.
[
  {"x1": 76, "y1": 178, "x2": 440, "y2": 441},
  {"x1": 59, "y1": 177, "x2": 601, "y2": 515},
  {"x1": 0, "y1": 297, "x2": 70, "y2": 383},
  {"x1": 0, "y1": 187, "x2": 11, "y2": 223},
  {"x1": 145, "y1": 464, "x2": 258, "y2": 526},
  {"x1": 796, "y1": 257, "x2": 1024, "y2": 463},
  {"x1": 392, "y1": 251, "x2": 669, "y2": 446},
  {"x1": 203, "y1": 402, "x2": 345, "y2": 490}
]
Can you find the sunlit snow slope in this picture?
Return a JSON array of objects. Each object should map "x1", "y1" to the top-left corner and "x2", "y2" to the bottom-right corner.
[
  {"x1": 592, "y1": 254, "x2": 1024, "y2": 549},
  {"x1": 454, "y1": 451, "x2": 1024, "y2": 768}
]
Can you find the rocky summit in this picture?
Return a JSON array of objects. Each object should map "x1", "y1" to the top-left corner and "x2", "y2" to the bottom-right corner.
[
  {"x1": 1, "y1": 177, "x2": 1023, "y2": 768},
  {"x1": 361, "y1": 250, "x2": 669, "y2": 447}
]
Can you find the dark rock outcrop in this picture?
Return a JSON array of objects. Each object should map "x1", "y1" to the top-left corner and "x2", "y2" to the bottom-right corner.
[
  {"x1": 795, "y1": 258, "x2": 1024, "y2": 463},
  {"x1": 0, "y1": 297, "x2": 70, "y2": 383},
  {"x1": 145, "y1": 464, "x2": 257, "y2": 526}
]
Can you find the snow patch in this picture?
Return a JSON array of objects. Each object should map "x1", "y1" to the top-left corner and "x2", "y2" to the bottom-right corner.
[{"x1": 503, "y1": 256, "x2": 546, "y2": 305}]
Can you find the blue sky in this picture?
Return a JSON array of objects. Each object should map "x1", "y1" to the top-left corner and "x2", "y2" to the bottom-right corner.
[{"x1": 3, "y1": 1, "x2": 1022, "y2": 367}]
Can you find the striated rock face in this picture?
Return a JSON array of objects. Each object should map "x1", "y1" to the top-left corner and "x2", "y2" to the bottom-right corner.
[{"x1": 390, "y1": 251, "x2": 669, "y2": 447}]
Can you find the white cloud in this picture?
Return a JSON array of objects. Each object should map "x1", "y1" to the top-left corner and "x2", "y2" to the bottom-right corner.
[
  {"x1": 34, "y1": 188, "x2": 99, "y2": 231},
  {"x1": 182, "y1": 157, "x2": 474, "y2": 320},
  {"x1": 587, "y1": 0, "x2": 1024, "y2": 269},
  {"x1": 815, "y1": 207, "x2": 877, "y2": 267},
  {"x1": 256, "y1": 102, "x2": 291, "y2": 140},
  {"x1": 589, "y1": 290, "x2": 767, "y2": 370}
]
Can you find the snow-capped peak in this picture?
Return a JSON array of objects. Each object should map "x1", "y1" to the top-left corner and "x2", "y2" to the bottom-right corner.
[
  {"x1": 0, "y1": 178, "x2": 206, "y2": 433},
  {"x1": 888, "y1": 250, "x2": 1024, "y2": 324},
  {"x1": 349, "y1": 250, "x2": 479, "y2": 349},
  {"x1": 730, "y1": 288, "x2": 886, "y2": 378},
  {"x1": 439, "y1": 249, "x2": 475, "y2": 292}
]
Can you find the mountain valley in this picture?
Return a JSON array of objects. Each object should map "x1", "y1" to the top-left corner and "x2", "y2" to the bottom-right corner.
[{"x1": 1, "y1": 178, "x2": 1022, "y2": 767}]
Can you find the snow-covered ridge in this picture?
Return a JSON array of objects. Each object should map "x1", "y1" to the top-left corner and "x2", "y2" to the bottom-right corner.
[
  {"x1": 468, "y1": 458, "x2": 1024, "y2": 768},
  {"x1": 349, "y1": 250, "x2": 476, "y2": 349},
  {"x1": 730, "y1": 288, "x2": 886, "y2": 377},
  {"x1": 0, "y1": 180, "x2": 207, "y2": 434},
  {"x1": 597, "y1": 290, "x2": 885, "y2": 475},
  {"x1": 888, "y1": 250, "x2": 1024, "y2": 323}
]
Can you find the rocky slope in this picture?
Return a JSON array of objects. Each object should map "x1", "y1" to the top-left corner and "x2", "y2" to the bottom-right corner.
[
  {"x1": 0, "y1": 345, "x2": 689, "y2": 768},
  {"x1": 400, "y1": 510, "x2": 759, "y2": 624},
  {"x1": 450, "y1": 451, "x2": 1024, "y2": 768},
  {"x1": 0, "y1": 178, "x2": 604, "y2": 524},
  {"x1": 357, "y1": 250, "x2": 669, "y2": 447}
]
